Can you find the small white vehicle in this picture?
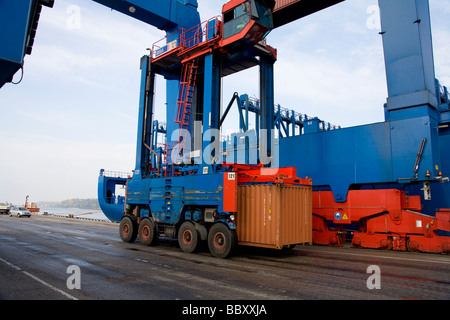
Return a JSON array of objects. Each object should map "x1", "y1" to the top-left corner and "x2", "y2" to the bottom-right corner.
[
  {"x1": 9, "y1": 206, "x2": 32, "y2": 218},
  {"x1": 0, "y1": 202, "x2": 11, "y2": 214}
]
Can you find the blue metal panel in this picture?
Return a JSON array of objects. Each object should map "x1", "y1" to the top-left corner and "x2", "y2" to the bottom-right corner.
[
  {"x1": 166, "y1": 80, "x2": 182, "y2": 148},
  {"x1": 91, "y1": 0, "x2": 199, "y2": 32},
  {"x1": 126, "y1": 172, "x2": 225, "y2": 225},
  {"x1": 408, "y1": 127, "x2": 450, "y2": 214},
  {"x1": 280, "y1": 121, "x2": 390, "y2": 201},
  {"x1": 134, "y1": 56, "x2": 154, "y2": 178},
  {"x1": 304, "y1": 118, "x2": 321, "y2": 134},
  {"x1": 379, "y1": 0, "x2": 437, "y2": 111},
  {"x1": 201, "y1": 53, "x2": 221, "y2": 172},
  {"x1": 0, "y1": 0, "x2": 33, "y2": 87},
  {"x1": 279, "y1": 115, "x2": 441, "y2": 203},
  {"x1": 97, "y1": 171, "x2": 127, "y2": 222},
  {"x1": 390, "y1": 116, "x2": 441, "y2": 179},
  {"x1": 223, "y1": 130, "x2": 259, "y2": 165},
  {"x1": 434, "y1": 129, "x2": 450, "y2": 208},
  {"x1": 259, "y1": 57, "x2": 275, "y2": 165}
]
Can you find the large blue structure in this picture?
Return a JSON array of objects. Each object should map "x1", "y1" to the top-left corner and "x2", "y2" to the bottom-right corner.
[
  {"x1": 1, "y1": 0, "x2": 448, "y2": 253},
  {"x1": 219, "y1": 0, "x2": 450, "y2": 215},
  {"x1": 280, "y1": 0, "x2": 449, "y2": 214},
  {"x1": 101, "y1": 0, "x2": 297, "y2": 258}
]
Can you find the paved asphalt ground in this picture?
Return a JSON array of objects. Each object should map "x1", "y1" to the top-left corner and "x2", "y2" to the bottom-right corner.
[{"x1": 0, "y1": 214, "x2": 448, "y2": 305}]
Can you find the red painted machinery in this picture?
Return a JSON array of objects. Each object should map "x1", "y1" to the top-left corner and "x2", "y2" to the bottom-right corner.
[{"x1": 312, "y1": 189, "x2": 450, "y2": 254}]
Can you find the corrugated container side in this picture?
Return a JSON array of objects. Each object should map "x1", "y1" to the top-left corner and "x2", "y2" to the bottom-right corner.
[
  {"x1": 281, "y1": 185, "x2": 313, "y2": 245},
  {"x1": 236, "y1": 184, "x2": 312, "y2": 249},
  {"x1": 274, "y1": 0, "x2": 301, "y2": 11}
]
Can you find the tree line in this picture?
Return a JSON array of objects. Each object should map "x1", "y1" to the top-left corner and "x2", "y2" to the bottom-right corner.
[{"x1": 40, "y1": 198, "x2": 100, "y2": 210}]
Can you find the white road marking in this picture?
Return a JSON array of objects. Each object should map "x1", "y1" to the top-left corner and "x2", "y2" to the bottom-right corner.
[
  {"x1": 0, "y1": 257, "x2": 78, "y2": 300},
  {"x1": 0, "y1": 257, "x2": 21, "y2": 270}
]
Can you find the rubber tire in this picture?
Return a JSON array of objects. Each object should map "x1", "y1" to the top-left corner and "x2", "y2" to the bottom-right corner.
[
  {"x1": 138, "y1": 218, "x2": 158, "y2": 246},
  {"x1": 119, "y1": 215, "x2": 138, "y2": 243},
  {"x1": 208, "y1": 223, "x2": 236, "y2": 259},
  {"x1": 406, "y1": 239, "x2": 420, "y2": 253},
  {"x1": 178, "y1": 221, "x2": 200, "y2": 253}
]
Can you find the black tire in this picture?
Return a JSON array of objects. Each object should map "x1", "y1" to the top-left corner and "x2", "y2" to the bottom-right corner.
[
  {"x1": 138, "y1": 218, "x2": 158, "y2": 246},
  {"x1": 207, "y1": 223, "x2": 236, "y2": 258},
  {"x1": 119, "y1": 215, "x2": 138, "y2": 243},
  {"x1": 281, "y1": 244, "x2": 296, "y2": 252},
  {"x1": 178, "y1": 221, "x2": 200, "y2": 253}
]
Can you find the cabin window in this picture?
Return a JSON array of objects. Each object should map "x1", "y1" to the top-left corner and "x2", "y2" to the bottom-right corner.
[
  {"x1": 250, "y1": 0, "x2": 273, "y2": 29},
  {"x1": 223, "y1": 1, "x2": 251, "y2": 39}
]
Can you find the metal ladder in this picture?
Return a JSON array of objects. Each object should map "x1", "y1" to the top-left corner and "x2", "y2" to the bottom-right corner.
[{"x1": 174, "y1": 59, "x2": 198, "y2": 164}]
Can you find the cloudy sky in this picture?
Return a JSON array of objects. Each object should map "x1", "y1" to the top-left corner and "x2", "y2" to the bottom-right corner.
[{"x1": 0, "y1": 0, "x2": 449, "y2": 204}]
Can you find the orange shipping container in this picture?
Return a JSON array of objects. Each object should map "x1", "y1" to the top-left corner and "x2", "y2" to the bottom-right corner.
[
  {"x1": 274, "y1": 0, "x2": 301, "y2": 11},
  {"x1": 236, "y1": 184, "x2": 312, "y2": 250}
]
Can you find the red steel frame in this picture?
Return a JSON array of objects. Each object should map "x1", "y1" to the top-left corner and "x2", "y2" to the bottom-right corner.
[
  {"x1": 312, "y1": 189, "x2": 450, "y2": 254},
  {"x1": 222, "y1": 163, "x2": 312, "y2": 213},
  {"x1": 151, "y1": 0, "x2": 275, "y2": 64},
  {"x1": 224, "y1": 163, "x2": 312, "y2": 186},
  {"x1": 221, "y1": 0, "x2": 273, "y2": 47}
]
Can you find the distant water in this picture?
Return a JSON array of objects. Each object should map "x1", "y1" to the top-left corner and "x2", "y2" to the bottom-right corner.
[{"x1": 38, "y1": 207, "x2": 110, "y2": 221}]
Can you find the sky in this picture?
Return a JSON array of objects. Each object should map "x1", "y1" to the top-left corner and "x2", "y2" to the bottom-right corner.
[{"x1": 0, "y1": 0, "x2": 449, "y2": 204}]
